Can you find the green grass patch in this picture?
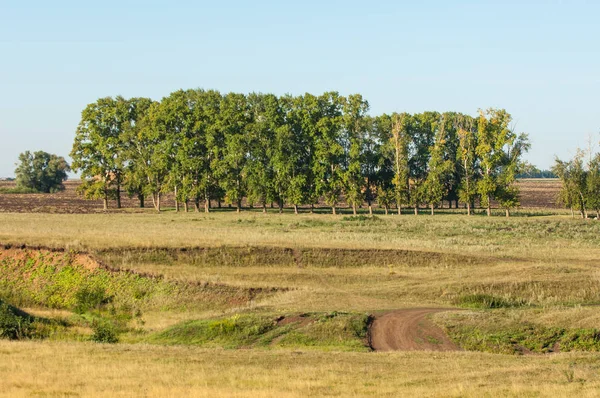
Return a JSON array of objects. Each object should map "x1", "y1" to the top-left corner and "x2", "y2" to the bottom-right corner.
[
  {"x1": 439, "y1": 311, "x2": 600, "y2": 354},
  {"x1": 0, "y1": 248, "x2": 275, "y2": 312},
  {"x1": 150, "y1": 312, "x2": 372, "y2": 351}
]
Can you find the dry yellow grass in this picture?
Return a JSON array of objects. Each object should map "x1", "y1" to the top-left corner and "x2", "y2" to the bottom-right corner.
[
  {"x1": 2, "y1": 210, "x2": 600, "y2": 396},
  {"x1": 1, "y1": 340, "x2": 600, "y2": 397}
]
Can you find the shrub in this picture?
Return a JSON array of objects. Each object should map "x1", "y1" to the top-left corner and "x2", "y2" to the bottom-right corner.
[
  {"x1": 0, "y1": 302, "x2": 33, "y2": 340},
  {"x1": 74, "y1": 286, "x2": 112, "y2": 314},
  {"x1": 91, "y1": 321, "x2": 119, "y2": 343}
]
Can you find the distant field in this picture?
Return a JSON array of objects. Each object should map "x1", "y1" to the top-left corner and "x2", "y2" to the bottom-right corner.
[{"x1": 0, "y1": 178, "x2": 562, "y2": 213}]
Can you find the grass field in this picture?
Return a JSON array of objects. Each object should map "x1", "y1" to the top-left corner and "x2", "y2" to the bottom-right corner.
[{"x1": 2, "y1": 179, "x2": 600, "y2": 396}]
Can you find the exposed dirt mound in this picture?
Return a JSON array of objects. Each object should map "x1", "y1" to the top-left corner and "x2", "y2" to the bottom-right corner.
[{"x1": 369, "y1": 308, "x2": 460, "y2": 351}]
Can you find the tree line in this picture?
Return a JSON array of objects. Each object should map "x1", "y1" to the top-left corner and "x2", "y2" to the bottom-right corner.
[
  {"x1": 70, "y1": 90, "x2": 530, "y2": 216},
  {"x1": 553, "y1": 147, "x2": 600, "y2": 219}
]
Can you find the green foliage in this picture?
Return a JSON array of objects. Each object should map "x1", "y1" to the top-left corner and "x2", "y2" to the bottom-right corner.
[
  {"x1": 73, "y1": 286, "x2": 112, "y2": 314},
  {"x1": 151, "y1": 312, "x2": 372, "y2": 351},
  {"x1": 0, "y1": 186, "x2": 39, "y2": 194},
  {"x1": 14, "y1": 150, "x2": 70, "y2": 193},
  {"x1": 0, "y1": 301, "x2": 33, "y2": 340},
  {"x1": 70, "y1": 89, "x2": 533, "y2": 216},
  {"x1": 443, "y1": 315, "x2": 600, "y2": 355},
  {"x1": 91, "y1": 321, "x2": 119, "y2": 343}
]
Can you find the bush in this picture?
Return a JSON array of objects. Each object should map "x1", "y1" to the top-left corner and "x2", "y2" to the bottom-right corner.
[
  {"x1": 91, "y1": 321, "x2": 119, "y2": 343},
  {"x1": 0, "y1": 302, "x2": 33, "y2": 340},
  {"x1": 74, "y1": 286, "x2": 112, "y2": 314}
]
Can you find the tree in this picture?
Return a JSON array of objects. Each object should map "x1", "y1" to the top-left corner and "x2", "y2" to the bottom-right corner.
[
  {"x1": 217, "y1": 93, "x2": 251, "y2": 212},
  {"x1": 496, "y1": 131, "x2": 530, "y2": 217},
  {"x1": 475, "y1": 109, "x2": 523, "y2": 216},
  {"x1": 553, "y1": 151, "x2": 588, "y2": 218},
  {"x1": 246, "y1": 93, "x2": 278, "y2": 212},
  {"x1": 389, "y1": 113, "x2": 411, "y2": 214},
  {"x1": 342, "y1": 94, "x2": 369, "y2": 215},
  {"x1": 455, "y1": 116, "x2": 478, "y2": 215},
  {"x1": 277, "y1": 95, "x2": 310, "y2": 214},
  {"x1": 372, "y1": 114, "x2": 395, "y2": 215},
  {"x1": 408, "y1": 112, "x2": 438, "y2": 215},
  {"x1": 313, "y1": 92, "x2": 345, "y2": 214},
  {"x1": 587, "y1": 153, "x2": 600, "y2": 218},
  {"x1": 15, "y1": 151, "x2": 70, "y2": 193},
  {"x1": 421, "y1": 116, "x2": 453, "y2": 215},
  {"x1": 71, "y1": 96, "x2": 130, "y2": 210},
  {"x1": 122, "y1": 97, "x2": 154, "y2": 208}
]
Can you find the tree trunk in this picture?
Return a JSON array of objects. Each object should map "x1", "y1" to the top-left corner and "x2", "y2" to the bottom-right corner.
[
  {"x1": 384, "y1": 206, "x2": 388, "y2": 215},
  {"x1": 194, "y1": 199, "x2": 200, "y2": 212},
  {"x1": 156, "y1": 192, "x2": 161, "y2": 212},
  {"x1": 116, "y1": 183, "x2": 121, "y2": 209},
  {"x1": 369, "y1": 204, "x2": 373, "y2": 216},
  {"x1": 294, "y1": 204, "x2": 298, "y2": 214},
  {"x1": 174, "y1": 187, "x2": 179, "y2": 212},
  {"x1": 505, "y1": 208, "x2": 510, "y2": 217},
  {"x1": 397, "y1": 203, "x2": 401, "y2": 215},
  {"x1": 486, "y1": 197, "x2": 491, "y2": 216},
  {"x1": 138, "y1": 193, "x2": 145, "y2": 208},
  {"x1": 270, "y1": 202, "x2": 274, "y2": 209},
  {"x1": 570, "y1": 207, "x2": 574, "y2": 218},
  {"x1": 466, "y1": 202, "x2": 471, "y2": 216},
  {"x1": 352, "y1": 204, "x2": 357, "y2": 215},
  {"x1": 103, "y1": 196, "x2": 108, "y2": 211},
  {"x1": 310, "y1": 204, "x2": 314, "y2": 214},
  {"x1": 263, "y1": 203, "x2": 267, "y2": 214},
  {"x1": 218, "y1": 199, "x2": 221, "y2": 208},
  {"x1": 184, "y1": 200, "x2": 188, "y2": 213},
  {"x1": 430, "y1": 203, "x2": 434, "y2": 216},
  {"x1": 414, "y1": 206, "x2": 418, "y2": 215},
  {"x1": 332, "y1": 206, "x2": 336, "y2": 215},
  {"x1": 237, "y1": 200, "x2": 241, "y2": 213}
]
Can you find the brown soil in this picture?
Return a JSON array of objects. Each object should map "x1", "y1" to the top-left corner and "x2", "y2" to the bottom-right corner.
[
  {"x1": 369, "y1": 308, "x2": 460, "y2": 352},
  {"x1": 0, "y1": 179, "x2": 562, "y2": 213}
]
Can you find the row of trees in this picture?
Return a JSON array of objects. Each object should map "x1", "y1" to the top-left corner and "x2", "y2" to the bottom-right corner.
[
  {"x1": 71, "y1": 90, "x2": 530, "y2": 215},
  {"x1": 554, "y1": 148, "x2": 600, "y2": 218}
]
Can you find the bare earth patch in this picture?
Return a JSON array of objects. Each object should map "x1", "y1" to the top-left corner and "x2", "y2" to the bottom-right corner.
[{"x1": 370, "y1": 308, "x2": 460, "y2": 351}]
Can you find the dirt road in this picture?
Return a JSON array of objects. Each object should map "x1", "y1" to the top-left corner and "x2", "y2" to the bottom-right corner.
[{"x1": 370, "y1": 308, "x2": 459, "y2": 351}]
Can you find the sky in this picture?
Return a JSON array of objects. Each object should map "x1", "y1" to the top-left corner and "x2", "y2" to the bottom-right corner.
[{"x1": 1, "y1": 0, "x2": 599, "y2": 176}]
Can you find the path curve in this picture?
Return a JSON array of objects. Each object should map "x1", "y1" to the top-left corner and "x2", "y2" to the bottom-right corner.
[{"x1": 369, "y1": 308, "x2": 459, "y2": 351}]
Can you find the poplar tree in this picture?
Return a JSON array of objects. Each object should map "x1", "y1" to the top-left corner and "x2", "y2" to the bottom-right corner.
[
  {"x1": 343, "y1": 94, "x2": 369, "y2": 215},
  {"x1": 390, "y1": 113, "x2": 411, "y2": 214},
  {"x1": 455, "y1": 116, "x2": 478, "y2": 215},
  {"x1": 422, "y1": 116, "x2": 453, "y2": 215}
]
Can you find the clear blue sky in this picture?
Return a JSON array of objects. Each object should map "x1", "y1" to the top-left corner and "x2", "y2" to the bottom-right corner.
[{"x1": 1, "y1": 0, "x2": 598, "y2": 176}]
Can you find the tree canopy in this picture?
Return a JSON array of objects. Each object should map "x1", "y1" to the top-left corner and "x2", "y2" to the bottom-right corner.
[
  {"x1": 15, "y1": 151, "x2": 70, "y2": 193},
  {"x1": 71, "y1": 90, "x2": 530, "y2": 215}
]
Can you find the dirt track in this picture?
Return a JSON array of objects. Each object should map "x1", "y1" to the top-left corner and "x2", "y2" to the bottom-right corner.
[{"x1": 370, "y1": 308, "x2": 460, "y2": 351}]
